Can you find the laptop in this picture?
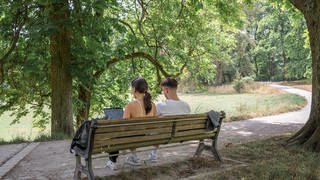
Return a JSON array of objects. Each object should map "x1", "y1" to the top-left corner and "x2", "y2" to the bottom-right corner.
[{"x1": 103, "y1": 108, "x2": 124, "y2": 120}]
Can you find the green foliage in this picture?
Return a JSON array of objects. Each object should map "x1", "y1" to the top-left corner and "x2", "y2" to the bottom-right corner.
[
  {"x1": 216, "y1": 0, "x2": 311, "y2": 83},
  {"x1": 242, "y1": 76, "x2": 255, "y2": 83},
  {"x1": 233, "y1": 79, "x2": 245, "y2": 93},
  {"x1": 0, "y1": 0, "x2": 312, "y2": 131}
]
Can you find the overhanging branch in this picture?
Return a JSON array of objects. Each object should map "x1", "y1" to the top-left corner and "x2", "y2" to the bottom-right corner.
[{"x1": 94, "y1": 52, "x2": 187, "y2": 80}]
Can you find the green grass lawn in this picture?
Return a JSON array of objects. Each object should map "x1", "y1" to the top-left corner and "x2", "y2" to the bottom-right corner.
[
  {"x1": 0, "y1": 91, "x2": 306, "y2": 142},
  {"x1": 179, "y1": 93, "x2": 306, "y2": 121},
  {"x1": 0, "y1": 111, "x2": 50, "y2": 142}
]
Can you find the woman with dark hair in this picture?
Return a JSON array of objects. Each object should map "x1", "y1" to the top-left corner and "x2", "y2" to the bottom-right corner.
[
  {"x1": 123, "y1": 77, "x2": 156, "y2": 118},
  {"x1": 106, "y1": 77, "x2": 156, "y2": 170}
]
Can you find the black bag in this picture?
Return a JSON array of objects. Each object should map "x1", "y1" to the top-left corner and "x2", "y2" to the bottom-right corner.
[
  {"x1": 206, "y1": 110, "x2": 221, "y2": 131},
  {"x1": 70, "y1": 120, "x2": 91, "y2": 153}
]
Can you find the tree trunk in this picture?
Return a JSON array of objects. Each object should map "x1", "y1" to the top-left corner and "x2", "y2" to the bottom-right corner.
[
  {"x1": 282, "y1": 50, "x2": 287, "y2": 81},
  {"x1": 76, "y1": 86, "x2": 91, "y2": 127},
  {"x1": 49, "y1": 0, "x2": 73, "y2": 136},
  {"x1": 214, "y1": 60, "x2": 224, "y2": 86},
  {"x1": 288, "y1": 0, "x2": 320, "y2": 151},
  {"x1": 253, "y1": 56, "x2": 259, "y2": 79}
]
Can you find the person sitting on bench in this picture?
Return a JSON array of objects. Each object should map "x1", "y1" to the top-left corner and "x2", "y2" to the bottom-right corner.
[
  {"x1": 149, "y1": 77, "x2": 191, "y2": 161},
  {"x1": 106, "y1": 77, "x2": 157, "y2": 170}
]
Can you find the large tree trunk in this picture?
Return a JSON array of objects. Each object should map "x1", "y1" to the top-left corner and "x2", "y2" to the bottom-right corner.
[
  {"x1": 49, "y1": 0, "x2": 73, "y2": 136},
  {"x1": 76, "y1": 86, "x2": 91, "y2": 127},
  {"x1": 288, "y1": 0, "x2": 320, "y2": 151}
]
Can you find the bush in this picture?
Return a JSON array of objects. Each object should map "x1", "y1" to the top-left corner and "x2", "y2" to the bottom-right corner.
[
  {"x1": 242, "y1": 76, "x2": 254, "y2": 83},
  {"x1": 233, "y1": 79, "x2": 245, "y2": 93}
]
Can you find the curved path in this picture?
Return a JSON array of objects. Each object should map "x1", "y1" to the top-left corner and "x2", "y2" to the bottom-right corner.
[
  {"x1": 1, "y1": 84, "x2": 311, "y2": 179},
  {"x1": 218, "y1": 84, "x2": 311, "y2": 147}
]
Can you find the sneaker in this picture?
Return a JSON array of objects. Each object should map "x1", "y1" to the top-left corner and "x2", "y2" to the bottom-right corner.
[
  {"x1": 106, "y1": 160, "x2": 118, "y2": 170},
  {"x1": 149, "y1": 150, "x2": 158, "y2": 162},
  {"x1": 125, "y1": 155, "x2": 141, "y2": 166}
]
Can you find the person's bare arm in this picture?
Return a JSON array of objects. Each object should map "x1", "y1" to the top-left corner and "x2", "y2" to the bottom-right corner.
[
  {"x1": 123, "y1": 104, "x2": 131, "y2": 119},
  {"x1": 152, "y1": 103, "x2": 158, "y2": 116}
]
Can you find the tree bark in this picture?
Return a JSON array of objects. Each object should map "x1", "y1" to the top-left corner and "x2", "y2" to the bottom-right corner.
[
  {"x1": 214, "y1": 60, "x2": 224, "y2": 86},
  {"x1": 76, "y1": 85, "x2": 91, "y2": 127},
  {"x1": 288, "y1": 0, "x2": 320, "y2": 151},
  {"x1": 49, "y1": 0, "x2": 73, "y2": 136}
]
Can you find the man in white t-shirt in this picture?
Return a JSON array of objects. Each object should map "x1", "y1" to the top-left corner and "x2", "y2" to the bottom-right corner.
[
  {"x1": 148, "y1": 77, "x2": 191, "y2": 162},
  {"x1": 157, "y1": 77, "x2": 191, "y2": 116}
]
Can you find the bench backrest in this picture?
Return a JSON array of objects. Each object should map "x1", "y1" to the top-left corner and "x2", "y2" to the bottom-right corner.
[{"x1": 87, "y1": 113, "x2": 223, "y2": 155}]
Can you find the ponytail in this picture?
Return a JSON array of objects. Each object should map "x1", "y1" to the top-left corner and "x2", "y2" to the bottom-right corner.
[{"x1": 143, "y1": 92, "x2": 152, "y2": 114}]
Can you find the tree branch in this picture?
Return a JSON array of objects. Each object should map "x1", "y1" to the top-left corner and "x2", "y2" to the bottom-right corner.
[
  {"x1": 290, "y1": 0, "x2": 312, "y2": 12},
  {"x1": 0, "y1": 8, "x2": 27, "y2": 63},
  {"x1": 94, "y1": 52, "x2": 188, "y2": 80},
  {"x1": 118, "y1": 19, "x2": 136, "y2": 36},
  {"x1": 0, "y1": 7, "x2": 27, "y2": 83},
  {"x1": 106, "y1": 52, "x2": 170, "y2": 77},
  {"x1": 173, "y1": 63, "x2": 187, "y2": 77}
]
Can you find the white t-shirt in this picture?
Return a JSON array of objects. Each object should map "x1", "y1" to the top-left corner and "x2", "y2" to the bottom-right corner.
[{"x1": 156, "y1": 99, "x2": 191, "y2": 116}]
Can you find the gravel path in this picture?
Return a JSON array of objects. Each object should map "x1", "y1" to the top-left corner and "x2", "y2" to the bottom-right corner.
[{"x1": 1, "y1": 84, "x2": 311, "y2": 180}]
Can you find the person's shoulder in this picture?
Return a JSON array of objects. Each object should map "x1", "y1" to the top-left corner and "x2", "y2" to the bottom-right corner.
[
  {"x1": 156, "y1": 101, "x2": 166, "y2": 107},
  {"x1": 126, "y1": 101, "x2": 138, "y2": 108},
  {"x1": 180, "y1": 100, "x2": 190, "y2": 106},
  {"x1": 177, "y1": 100, "x2": 190, "y2": 109}
]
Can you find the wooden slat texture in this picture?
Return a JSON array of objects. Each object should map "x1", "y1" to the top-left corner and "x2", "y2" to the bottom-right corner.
[
  {"x1": 176, "y1": 124, "x2": 206, "y2": 131},
  {"x1": 174, "y1": 129, "x2": 214, "y2": 137},
  {"x1": 95, "y1": 122, "x2": 173, "y2": 134},
  {"x1": 92, "y1": 139, "x2": 169, "y2": 154},
  {"x1": 175, "y1": 119, "x2": 206, "y2": 126},
  {"x1": 92, "y1": 133, "x2": 215, "y2": 154},
  {"x1": 94, "y1": 133, "x2": 171, "y2": 147},
  {"x1": 96, "y1": 113, "x2": 207, "y2": 125},
  {"x1": 88, "y1": 111, "x2": 225, "y2": 154},
  {"x1": 95, "y1": 127, "x2": 172, "y2": 140}
]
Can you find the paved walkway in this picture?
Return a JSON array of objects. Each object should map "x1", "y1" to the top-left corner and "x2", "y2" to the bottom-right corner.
[{"x1": 1, "y1": 84, "x2": 311, "y2": 179}]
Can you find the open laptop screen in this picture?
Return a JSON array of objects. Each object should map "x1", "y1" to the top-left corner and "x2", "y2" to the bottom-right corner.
[{"x1": 103, "y1": 108, "x2": 124, "y2": 120}]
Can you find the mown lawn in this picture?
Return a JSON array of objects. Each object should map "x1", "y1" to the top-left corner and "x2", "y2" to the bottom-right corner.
[
  {"x1": 180, "y1": 93, "x2": 306, "y2": 121},
  {"x1": 0, "y1": 84, "x2": 307, "y2": 142},
  {"x1": 0, "y1": 111, "x2": 49, "y2": 143}
]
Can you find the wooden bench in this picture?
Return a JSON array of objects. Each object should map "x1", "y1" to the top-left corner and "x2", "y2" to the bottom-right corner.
[{"x1": 73, "y1": 111, "x2": 225, "y2": 180}]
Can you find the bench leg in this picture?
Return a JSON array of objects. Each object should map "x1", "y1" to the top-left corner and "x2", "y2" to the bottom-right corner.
[
  {"x1": 194, "y1": 139, "x2": 223, "y2": 162},
  {"x1": 194, "y1": 140, "x2": 205, "y2": 156},
  {"x1": 74, "y1": 155, "x2": 81, "y2": 180},
  {"x1": 211, "y1": 140, "x2": 223, "y2": 162},
  {"x1": 85, "y1": 157, "x2": 94, "y2": 180}
]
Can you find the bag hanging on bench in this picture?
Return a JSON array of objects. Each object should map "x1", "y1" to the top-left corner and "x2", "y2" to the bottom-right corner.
[{"x1": 70, "y1": 120, "x2": 91, "y2": 153}]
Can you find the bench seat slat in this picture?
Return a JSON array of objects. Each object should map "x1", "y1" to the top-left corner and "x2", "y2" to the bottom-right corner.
[
  {"x1": 94, "y1": 133, "x2": 171, "y2": 147},
  {"x1": 95, "y1": 119, "x2": 206, "y2": 134},
  {"x1": 95, "y1": 122, "x2": 173, "y2": 133},
  {"x1": 174, "y1": 129, "x2": 217, "y2": 137},
  {"x1": 96, "y1": 114, "x2": 207, "y2": 125},
  {"x1": 92, "y1": 139, "x2": 169, "y2": 154},
  {"x1": 175, "y1": 119, "x2": 206, "y2": 126},
  {"x1": 176, "y1": 124, "x2": 206, "y2": 131},
  {"x1": 95, "y1": 127, "x2": 172, "y2": 140},
  {"x1": 92, "y1": 132, "x2": 215, "y2": 154}
]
